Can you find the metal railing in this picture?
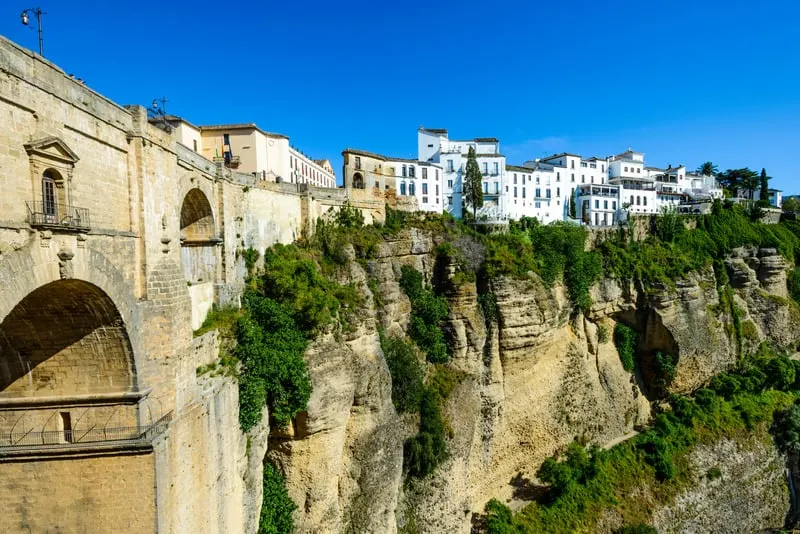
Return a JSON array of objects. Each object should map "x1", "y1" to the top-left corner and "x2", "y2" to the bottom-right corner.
[
  {"x1": 26, "y1": 201, "x2": 90, "y2": 230},
  {"x1": 0, "y1": 412, "x2": 172, "y2": 450}
]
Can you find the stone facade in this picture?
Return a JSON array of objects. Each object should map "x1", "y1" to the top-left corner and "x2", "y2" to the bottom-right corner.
[{"x1": 0, "y1": 35, "x2": 374, "y2": 533}]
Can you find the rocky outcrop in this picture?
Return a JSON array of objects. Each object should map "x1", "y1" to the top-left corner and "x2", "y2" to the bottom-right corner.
[
  {"x1": 651, "y1": 435, "x2": 790, "y2": 533},
  {"x1": 253, "y1": 229, "x2": 800, "y2": 533}
]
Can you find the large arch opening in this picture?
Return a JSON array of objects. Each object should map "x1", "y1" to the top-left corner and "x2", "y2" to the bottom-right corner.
[
  {"x1": 0, "y1": 280, "x2": 136, "y2": 398},
  {"x1": 180, "y1": 188, "x2": 218, "y2": 329},
  {"x1": 180, "y1": 188, "x2": 217, "y2": 285},
  {"x1": 180, "y1": 188, "x2": 215, "y2": 241},
  {"x1": 352, "y1": 172, "x2": 365, "y2": 189}
]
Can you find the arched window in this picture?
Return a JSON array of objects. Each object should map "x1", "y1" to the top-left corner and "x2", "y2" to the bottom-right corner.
[
  {"x1": 636, "y1": 168, "x2": 641, "y2": 173},
  {"x1": 402, "y1": 165, "x2": 407, "y2": 177},
  {"x1": 400, "y1": 182, "x2": 406, "y2": 195},
  {"x1": 352, "y1": 173, "x2": 365, "y2": 189},
  {"x1": 643, "y1": 196, "x2": 647, "y2": 206},
  {"x1": 636, "y1": 196, "x2": 641, "y2": 205},
  {"x1": 624, "y1": 166, "x2": 628, "y2": 172},
  {"x1": 630, "y1": 195, "x2": 634, "y2": 205},
  {"x1": 409, "y1": 183, "x2": 416, "y2": 196}
]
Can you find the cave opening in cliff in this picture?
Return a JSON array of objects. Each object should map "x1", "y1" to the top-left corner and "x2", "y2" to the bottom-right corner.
[{"x1": 0, "y1": 279, "x2": 137, "y2": 398}]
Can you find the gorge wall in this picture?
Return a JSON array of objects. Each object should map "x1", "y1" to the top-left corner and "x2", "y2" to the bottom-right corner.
[{"x1": 253, "y1": 227, "x2": 800, "y2": 533}]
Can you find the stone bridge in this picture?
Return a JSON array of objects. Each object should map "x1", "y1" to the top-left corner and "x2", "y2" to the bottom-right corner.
[{"x1": 0, "y1": 35, "x2": 378, "y2": 533}]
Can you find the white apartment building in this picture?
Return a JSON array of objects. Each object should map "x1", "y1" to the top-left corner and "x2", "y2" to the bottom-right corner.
[
  {"x1": 752, "y1": 188, "x2": 783, "y2": 208},
  {"x1": 522, "y1": 153, "x2": 609, "y2": 223},
  {"x1": 418, "y1": 128, "x2": 506, "y2": 219},
  {"x1": 161, "y1": 117, "x2": 336, "y2": 188},
  {"x1": 576, "y1": 150, "x2": 723, "y2": 226},
  {"x1": 341, "y1": 149, "x2": 443, "y2": 213}
]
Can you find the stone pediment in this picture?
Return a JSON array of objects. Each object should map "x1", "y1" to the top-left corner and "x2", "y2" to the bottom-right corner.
[{"x1": 24, "y1": 136, "x2": 80, "y2": 165}]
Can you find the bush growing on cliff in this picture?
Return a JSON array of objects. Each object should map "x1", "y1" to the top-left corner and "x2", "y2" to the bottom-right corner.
[
  {"x1": 404, "y1": 388, "x2": 448, "y2": 478},
  {"x1": 485, "y1": 353, "x2": 800, "y2": 533},
  {"x1": 259, "y1": 462, "x2": 296, "y2": 534},
  {"x1": 484, "y1": 222, "x2": 601, "y2": 312},
  {"x1": 772, "y1": 403, "x2": 800, "y2": 455},
  {"x1": 399, "y1": 266, "x2": 451, "y2": 363},
  {"x1": 237, "y1": 244, "x2": 362, "y2": 431},
  {"x1": 380, "y1": 332, "x2": 424, "y2": 413},
  {"x1": 237, "y1": 293, "x2": 311, "y2": 430},
  {"x1": 613, "y1": 323, "x2": 637, "y2": 372},
  {"x1": 259, "y1": 245, "x2": 361, "y2": 333}
]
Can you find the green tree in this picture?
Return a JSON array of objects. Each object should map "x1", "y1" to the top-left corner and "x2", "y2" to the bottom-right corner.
[
  {"x1": 463, "y1": 146, "x2": 484, "y2": 220},
  {"x1": 259, "y1": 462, "x2": 296, "y2": 534},
  {"x1": 696, "y1": 161, "x2": 718, "y2": 176},
  {"x1": 718, "y1": 168, "x2": 758, "y2": 199},
  {"x1": 739, "y1": 168, "x2": 760, "y2": 200},
  {"x1": 759, "y1": 168, "x2": 770, "y2": 205},
  {"x1": 783, "y1": 197, "x2": 800, "y2": 212}
]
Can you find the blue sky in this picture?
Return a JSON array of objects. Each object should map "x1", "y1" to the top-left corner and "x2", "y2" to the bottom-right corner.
[{"x1": 3, "y1": 1, "x2": 799, "y2": 192}]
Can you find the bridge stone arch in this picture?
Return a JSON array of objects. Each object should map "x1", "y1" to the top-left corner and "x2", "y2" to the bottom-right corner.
[
  {"x1": 178, "y1": 184, "x2": 221, "y2": 329},
  {"x1": 0, "y1": 279, "x2": 137, "y2": 398}
]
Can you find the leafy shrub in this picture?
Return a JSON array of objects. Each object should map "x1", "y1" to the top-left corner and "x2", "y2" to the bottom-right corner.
[
  {"x1": 400, "y1": 266, "x2": 450, "y2": 363},
  {"x1": 380, "y1": 332, "x2": 424, "y2": 413},
  {"x1": 484, "y1": 499, "x2": 518, "y2": 534},
  {"x1": 259, "y1": 462, "x2": 296, "y2": 534},
  {"x1": 706, "y1": 467, "x2": 722, "y2": 480},
  {"x1": 772, "y1": 403, "x2": 800, "y2": 455},
  {"x1": 613, "y1": 323, "x2": 637, "y2": 372},
  {"x1": 240, "y1": 247, "x2": 260, "y2": 273},
  {"x1": 237, "y1": 293, "x2": 311, "y2": 430},
  {"x1": 333, "y1": 201, "x2": 364, "y2": 228},
  {"x1": 763, "y1": 354, "x2": 796, "y2": 391},
  {"x1": 404, "y1": 388, "x2": 448, "y2": 478},
  {"x1": 655, "y1": 352, "x2": 677, "y2": 389},
  {"x1": 259, "y1": 245, "x2": 360, "y2": 333},
  {"x1": 537, "y1": 442, "x2": 601, "y2": 497},
  {"x1": 484, "y1": 232, "x2": 536, "y2": 279}
]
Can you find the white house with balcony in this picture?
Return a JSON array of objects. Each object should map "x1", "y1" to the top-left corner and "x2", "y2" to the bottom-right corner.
[{"x1": 418, "y1": 128, "x2": 506, "y2": 219}]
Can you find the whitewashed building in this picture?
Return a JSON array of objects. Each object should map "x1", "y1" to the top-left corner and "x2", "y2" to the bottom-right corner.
[
  {"x1": 418, "y1": 128, "x2": 506, "y2": 219},
  {"x1": 752, "y1": 188, "x2": 783, "y2": 208}
]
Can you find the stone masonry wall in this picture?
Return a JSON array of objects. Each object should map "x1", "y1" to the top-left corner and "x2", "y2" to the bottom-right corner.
[{"x1": 0, "y1": 451, "x2": 156, "y2": 533}]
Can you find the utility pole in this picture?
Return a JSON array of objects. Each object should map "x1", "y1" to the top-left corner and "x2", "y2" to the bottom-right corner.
[{"x1": 21, "y1": 7, "x2": 46, "y2": 56}]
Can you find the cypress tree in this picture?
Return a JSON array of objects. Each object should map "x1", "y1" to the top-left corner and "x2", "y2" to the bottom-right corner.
[
  {"x1": 463, "y1": 146, "x2": 484, "y2": 220},
  {"x1": 759, "y1": 168, "x2": 769, "y2": 204}
]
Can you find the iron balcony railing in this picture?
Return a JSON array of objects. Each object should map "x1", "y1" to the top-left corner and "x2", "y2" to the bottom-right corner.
[
  {"x1": 0, "y1": 412, "x2": 172, "y2": 450},
  {"x1": 26, "y1": 201, "x2": 90, "y2": 230}
]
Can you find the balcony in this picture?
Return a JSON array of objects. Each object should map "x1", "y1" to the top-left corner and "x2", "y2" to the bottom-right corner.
[
  {"x1": 27, "y1": 201, "x2": 90, "y2": 231},
  {"x1": 214, "y1": 155, "x2": 241, "y2": 169},
  {"x1": 0, "y1": 412, "x2": 172, "y2": 455}
]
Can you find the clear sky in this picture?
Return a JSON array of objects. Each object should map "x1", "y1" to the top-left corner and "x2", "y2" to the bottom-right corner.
[{"x1": 2, "y1": 1, "x2": 798, "y2": 192}]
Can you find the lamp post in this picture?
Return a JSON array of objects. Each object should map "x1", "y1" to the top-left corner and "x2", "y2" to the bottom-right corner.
[{"x1": 20, "y1": 7, "x2": 46, "y2": 56}]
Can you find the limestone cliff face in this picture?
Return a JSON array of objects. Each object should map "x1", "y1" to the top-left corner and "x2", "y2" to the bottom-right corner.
[
  {"x1": 256, "y1": 230, "x2": 800, "y2": 533},
  {"x1": 651, "y1": 435, "x2": 790, "y2": 534}
]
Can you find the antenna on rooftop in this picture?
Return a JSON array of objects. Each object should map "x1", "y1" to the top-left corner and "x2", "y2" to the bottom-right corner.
[{"x1": 147, "y1": 96, "x2": 172, "y2": 133}]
